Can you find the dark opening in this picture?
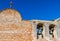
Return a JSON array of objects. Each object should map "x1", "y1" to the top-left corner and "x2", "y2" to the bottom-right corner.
[
  {"x1": 37, "y1": 23, "x2": 43, "y2": 39},
  {"x1": 49, "y1": 24, "x2": 55, "y2": 38}
]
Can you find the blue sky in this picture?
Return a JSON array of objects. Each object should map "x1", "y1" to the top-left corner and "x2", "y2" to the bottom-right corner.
[{"x1": 0, "y1": 0, "x2": 60, "y2": 20}]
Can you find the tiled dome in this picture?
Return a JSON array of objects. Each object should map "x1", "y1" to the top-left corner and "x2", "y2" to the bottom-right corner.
[{"x1": 0, "y1": 8, "x2": 22, "y2": 23}]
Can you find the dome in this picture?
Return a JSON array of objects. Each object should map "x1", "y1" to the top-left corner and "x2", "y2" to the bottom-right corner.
[{"x1": 0, "y1": 8, "x2": 22, "y2": 23}]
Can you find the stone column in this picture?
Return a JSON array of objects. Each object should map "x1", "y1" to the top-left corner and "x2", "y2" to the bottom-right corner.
[
  {"x1": 32, "y1": 21, "x2": 37, "y2": 41},
  {"x1": 56, "y1": 23, "x2": 60, "y2": 41},
  {"x1": 44, "y1": 23, "x2": 50, "y2": 41}
]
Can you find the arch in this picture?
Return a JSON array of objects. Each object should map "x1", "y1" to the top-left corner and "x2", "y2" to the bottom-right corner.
[
  {"x1": 49, "y1": 24, "x2": 55, "y2": 38},
  {"x1": 36, "y1": 23, "x2": 43, "y2": 39}
]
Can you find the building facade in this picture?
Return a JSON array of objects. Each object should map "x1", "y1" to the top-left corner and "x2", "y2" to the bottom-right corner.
[{"x1": 0, "y1": 8, "x2": 60, "y2": 41}]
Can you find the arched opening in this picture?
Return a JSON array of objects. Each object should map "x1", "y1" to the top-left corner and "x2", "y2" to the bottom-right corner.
[
  {"x1": 49, "y1": 24, "x2": 55, "y2": 38},
  {"x1": 37, "y1": 23, "x2": 43, "y2": 39}
]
